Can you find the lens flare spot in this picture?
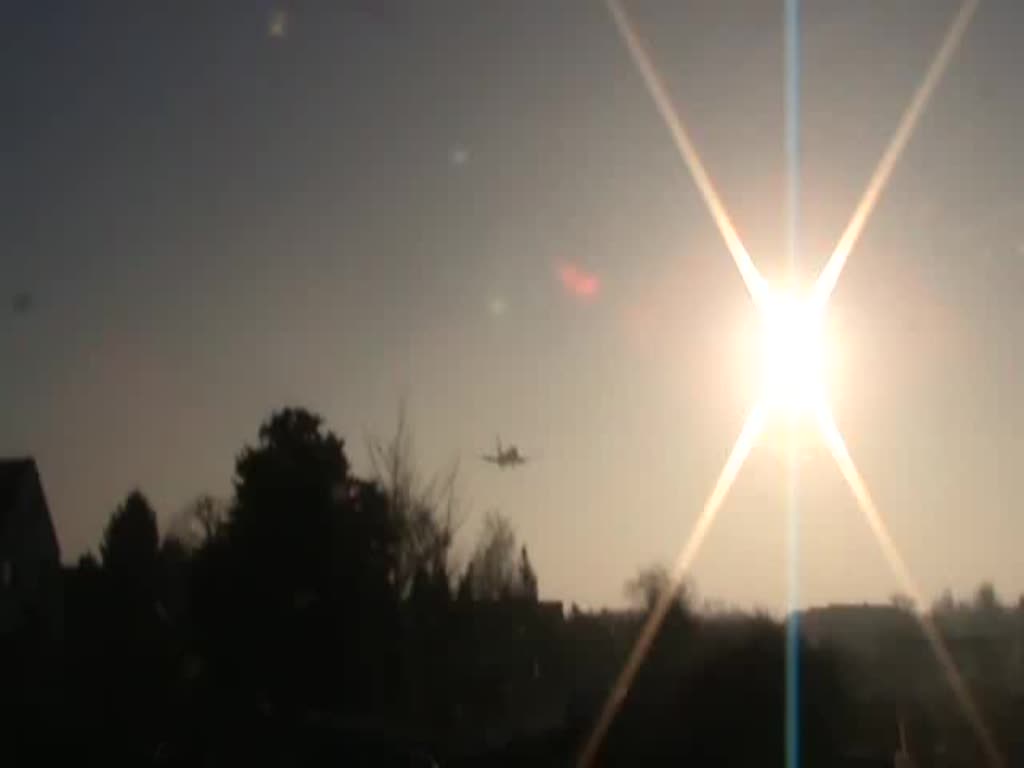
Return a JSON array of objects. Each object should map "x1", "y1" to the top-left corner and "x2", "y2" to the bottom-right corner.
[
  {"x1": 559, "y1": 263, "x2": 600, "y2": 300},
  {"x1": 488, "y1": 297, "x2": 507, "y2": 317},
  {"x1": 268, "y1": 8, "x2": 288, "y2": 39}
]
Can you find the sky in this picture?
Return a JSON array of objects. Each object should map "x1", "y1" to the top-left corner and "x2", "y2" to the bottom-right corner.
[{"x1": 2, "y1": 0, "x2": 1024, "y2": 612}]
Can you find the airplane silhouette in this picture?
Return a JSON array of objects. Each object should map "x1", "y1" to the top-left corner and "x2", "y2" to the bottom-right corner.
[{"x1": 481, "y1": 436, "x2": 527, "y2": 469}]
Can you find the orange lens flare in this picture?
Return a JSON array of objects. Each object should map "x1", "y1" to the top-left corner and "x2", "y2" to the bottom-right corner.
[
  {"x1": 559, "y1": 262, "x2": 601, "y2": 299},
  {"x1": 577, "y1": 403, "x2": 766, "y2": 768}
]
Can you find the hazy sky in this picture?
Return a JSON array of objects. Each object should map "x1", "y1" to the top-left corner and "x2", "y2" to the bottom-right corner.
[{"x1": 3, "y1": 1, "x2": 1023, "y2": 611}]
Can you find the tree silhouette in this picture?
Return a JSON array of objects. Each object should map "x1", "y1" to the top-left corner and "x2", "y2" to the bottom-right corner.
[
  {"x1": 456, "y1": 562, "x2": 475, "y2": 604},
  {"x1": 233, "y1": 408, "x2": 350, "y2": 535},
  {"x1": 43, "y1": 405, "x2": 1024, "y2": 765},
  {"x1": 519, "y1": 546, "x2": 538, "y2": 602},
  {"x1": 466, "y1": 511, "x2": 519, "y2": 600},
  {"x1": 975, "y1": 581, "x2": 1000, "y2": 616},
  {"x1": 100, "y1": 490, "x2": 160, "y2": 599},
  {"x1": 210, "y1": 407, "x2": 405, "y2": 721},
  {"x1": 890, "y1": 592, "x2": 915, "y2": 613},
  {"x1": 625, "y1": 563, "x2": 693, "y2": 615},
  {"x1": 367, "y1": 406, "x2": 459, "y2": 599},
  {"x1": 230, "y1": 408, "x2": 366, "y2": 598},
  {"x1": 168, "y1": 494, "x2": 227, "y2": 551},
  {"x1": 86, "y1": 491, "x2": 183, "y2": 763}
]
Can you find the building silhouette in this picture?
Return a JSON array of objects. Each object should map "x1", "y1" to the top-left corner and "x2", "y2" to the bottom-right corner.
[{"x1": 0, "y1": 458, "x2": 62, "y2": 640}]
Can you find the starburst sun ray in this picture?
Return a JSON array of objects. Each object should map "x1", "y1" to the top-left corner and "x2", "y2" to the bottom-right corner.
[
  {"x1": 606, "y1": 0, "x2": 768, "y2": 308},
  {"x1": 576, "y1": 403, "x2": 767, "y2": 768},
  {"x1": 589, "y1": 0, "x2": 1000, "y2": 765},
  {"x1": 812, "y1": 0, "x2": 980, "y2": 309},
  {"x1": 817, "y1": 408, "x2": 1005, "y2": 768}
]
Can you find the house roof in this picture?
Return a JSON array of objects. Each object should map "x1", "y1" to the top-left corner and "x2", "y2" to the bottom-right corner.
[
  {"x1": 0, "y1": 458, "x2": 60, "y2": 562},
  {"x1": 0, "y1": 458, "x2": 35, "y2": 518}
]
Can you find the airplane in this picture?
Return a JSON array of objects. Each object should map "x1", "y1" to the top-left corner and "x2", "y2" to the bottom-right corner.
[{"x1": 481, "y1": 436, "x2": 527, "y2": 469}]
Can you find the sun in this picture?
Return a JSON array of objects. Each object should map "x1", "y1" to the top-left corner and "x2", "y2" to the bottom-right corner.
[{"x1": 758, "y1": 286, "x2": 828, "y2": 419}]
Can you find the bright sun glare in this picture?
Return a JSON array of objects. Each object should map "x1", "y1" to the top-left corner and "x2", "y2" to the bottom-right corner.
[
  {"x1": 582, "y1": 3, "x2": 1001, "y2": 767},
  {"x1": 758, "y1": 287, "x2": 827, "y2": 418}
]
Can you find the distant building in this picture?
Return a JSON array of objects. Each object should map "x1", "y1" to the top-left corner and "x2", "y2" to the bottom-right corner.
[
  {"x1": 799, "y1": 603, "x2": 914, "y2": 656},
  {"x1": 0, "y1": 458, "x2": 62, "y2": 640}
]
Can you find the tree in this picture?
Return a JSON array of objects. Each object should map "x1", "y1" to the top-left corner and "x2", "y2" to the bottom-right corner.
[
  {"x1": 100, "y1": 490, "x2": 160, "y2": 595},
  {"x1": 975, "y1": 581, "x2": 1000, "y2": 614},
  {"x1": 167, "y1": 494, "x2": 227, "y2": 551},
  {"x1": 230, "y1": 407, "x2": 361, "y2": 599},
  {"x1": 461, "y1": 514, "x2": 541, "y2": 601},
  {"x1": 233, "y1": 407, "x2": 350, "y2": 525},
  {"x1": 519, "y1": 546, "x2": 538, "y2": 601},
  {"x1": 973, "y1": 582, "x2": 1002, "y2": 629},
  {"x1": 367, "y1": 405, "x2": 459, "y2": 599},
  {"x1": 93, "y1": 491, "x2": 176, "y2": 760},
  {"x1": 890, "y1": 592, "x2": 916, "y2": 613},
  {"x1": 456, "y1": 562, "x2": 475, "y2": 603},
  {"x1": 933, "y1": 588, "x2": 956, "y2": 616},
  {"x1": 466, "y1": 511, "x2": 519, "y2": 600},
  {"x1": 625, "y1": 564, "x2": 693, "y2": 614},
  {"x1": 222, "y1": 407, "x2": 404, "y2": 716}
]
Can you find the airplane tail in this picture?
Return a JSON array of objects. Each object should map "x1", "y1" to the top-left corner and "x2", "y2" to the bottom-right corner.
[{"x1": 496, "y1": 435, "x2": 502, "y2": 456}]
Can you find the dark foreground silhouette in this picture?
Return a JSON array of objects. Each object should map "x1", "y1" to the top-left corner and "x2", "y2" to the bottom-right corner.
[{"x1": 3, "y1": 407, "x2": 1023, "y2": 766}]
